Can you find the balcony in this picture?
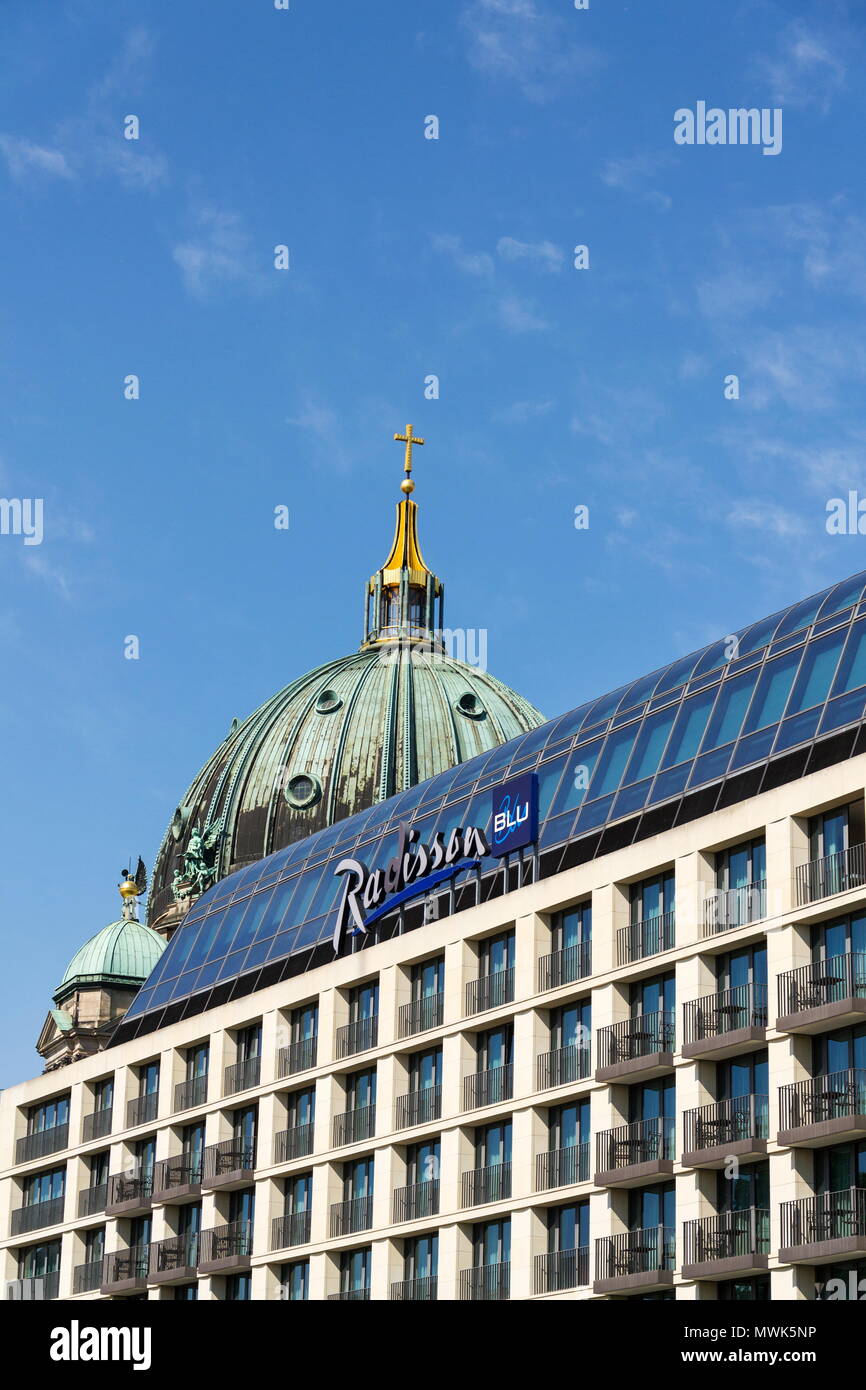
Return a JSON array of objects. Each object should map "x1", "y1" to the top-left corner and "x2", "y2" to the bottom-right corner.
[
  {"x1": 198, "y1": 1219, "x2": 253, "y2": 1275},
  {"x1": 274, "y1": 1123, "x2": 315, "y2": 1163},
  {"x1": 126, "y1": 1091, "x2": 158, "y2": 1128},
  {"x1": 271, "y1": 1210, "x2": 311, "y2": 1250},
  {"x1": 777, "y1": 952, "x2": 866, "y2": 1033},
  {"x1": 780, "y1": 1187, "x2": 866, "y2": 1265},
  {"x1": 11, "y1": 1196, "x2": 65, "y2": 1236},
  {"x1": 78, "y1": 1182, "x2": 108, "y2": 1218},
  {"x1": 149, "y1": 1232, "x2": 199, "y2": 1285},
  {"x1": 332, "y1": 1105, "x2": 375, "y2": 1148},
  {"x1": 336, "y1": 1016, "x2": 378, "y2": 1059},
  {"x1": 73, "y1": 1259, "x2": 102, "y2": 1295},
  {"x1": 683, "y1": 1094, "x2": 769, "y2": 1167},
  {"x1": 617, "y1": 911, "x2": 675, "y2": 966},
  {"x1": 683, "y1": 1208, "x2": 770, "y2": 1281},
  {"x1": 795, "y1": 842, "x2": 866, "y2": 907},
  {"x1": 105, "y1": 1172, "x2": 153, "y2": 1217},
  {"x1": 462, "y1": 1161, "x2": 511, "y2": 1207},
  {"x1": 328, "y1": 1287, "x2": 370, "y2": 1301},
  {"x1": 594, "y1": 1225, "x2": 675, "y2": 1296},
  {"x1": 683, "y1": 983, "x2": 767, "y2": 1060},
  {"x1": 16, "y1": 1123, "x2": 69, "y2": 1165},
  {"x1": 82, "y1": 1107, "x2": 112, "y2": 1142},
  {"x1": 537, "y1": 1044, "x2": 591, "y2": 1090},
  {"x1": 395, "y1": 1085, "x2": 441, "y2": 1130},
  {"x1": 536, "y1": 1142, "x2": 590, "y2": 1191},
  {"x1": 534, "y1": 1246, "x2": 589, "y2": 1294},
  {"x1": 6, "y1": 1271, "x2": 60, "y2": 1300},
  {"x1": 201, "y1": 1137, "x2": 256, "y2": 1190},
  {"x1": 277, "y1": 1037, "x2": 318, "y2": 1077},
  {"x1": 465, "y1": 968, "x2": 514, "y2": 1017},
  {"x1": 459, "y1": 1262, "x2": 510, "y2": 1301},
  {"x1": 595, "y1": 1117, "x2": 675, "y2": 1188},
  {"x1": 398, "y1": 994, "x2": 444, "y2": 1039},
  {"x1": 224, "y1": 1055, "x2": 261, "y2": 1097},
  {"x1": 330, "y1": 1194, "x2": 374, "y2": 1237},
  {"x1": 101, "y1": 1245, "x2": 150, "y2": 1296},
  {"x1": 779, "y1": 1068, "x2": 866, "y2": 1147},
  {"x1": 537, "y1": 941, "x2": 591, "y2": 992},
  {"x1": 391, "y1": 1275, "x2": 437, "y2": 1300},
  {"x1": 703, "y1": 880, "x2": 767, "y2": 936},
  {"x1": 174, "y1": 1074, "x2": 208, "y2": 1112},
  {"x1": 392, "y1": 1179, "x2": 439, "y2": 1223},
  {"x1": 463, "y1": 1064, "x2": 513, "y2": 1111},
  {"x1": 152, "y1": 1155, "x2": 202, "y2": 1204},
  {"x1": 596, "y1": 1011, "x2": 675, "y2": 1083}
]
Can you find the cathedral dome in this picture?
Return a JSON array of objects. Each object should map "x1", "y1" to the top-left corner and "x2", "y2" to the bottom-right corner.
[
  {"x1": 147, "y1": 430, "x2": 544, "y2": 933},
  {"x1": 55, "y1": 916, "x2": 166, "y2": 1004}
]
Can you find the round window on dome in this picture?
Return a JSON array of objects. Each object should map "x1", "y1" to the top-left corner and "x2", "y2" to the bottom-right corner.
[
  {"x1": 456, "y1": 691, "x2": 485, "y2": 719},
  {"x1": 171, "y1": 805, "x2": 191, "y2": 841},
  {"x1": 285, "y1": 772, "x2": 322, "y2": 809},
  {"x1": 315, "y1": 688, "x2": 342, "y2": 714}
]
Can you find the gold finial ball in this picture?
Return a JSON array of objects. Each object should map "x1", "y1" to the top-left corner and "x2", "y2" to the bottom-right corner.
[
  {"x1": 118, "y1": 878, "x2": 139, "y2": 900},
  {"x1": 401, "y1": 478, "x2": 415, "y2": 495}
]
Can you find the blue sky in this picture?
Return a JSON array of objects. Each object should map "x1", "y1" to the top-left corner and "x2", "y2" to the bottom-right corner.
[{"x1": 1, "y1": 0, "x2": 865, "y2": 1083}]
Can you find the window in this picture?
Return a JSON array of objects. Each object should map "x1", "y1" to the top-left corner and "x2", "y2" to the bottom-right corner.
[
  {"x1": 291, "y1": 1002, "x2": 318, "y2": 1042},
  {"x1": 717, "y1": 1050, "x2": 768, "y2": 1102},
  {"x1": 18, "y1": 1240, "x2": 61, "y2": 1278},
  {"x1": 287, "y1": 1087, "x2": 315, "y2": 1131},
  {"x1": 552, "y1": 903, "x2": 591, "y2": 953},
  {"x1": 236, "y1": 1024, "x2": 261, "y2": 1063},
  {"x1": 475, "y1": 1120, "x2": 511, "y2": 1170},
  {"x1": 93, "y1": 1077, "x2": 113, "y2": 1113},
  {"x1": 409, "y1": 1047, "x2": 442, "y2": 1092},
  {"x1": 550, "y1": 998, "x2": 591, "y2": 1053},
  {"x1": 229, "y1": 1188, "x2": 255, "y2": 1228},
  {"x1": 629, "y1": 1182, "x2": 675, "y2": 1237},
  {"x1": 339, "y1": 1247, "x2": 371, "y2": 1294},
  {"x1": 186, "y1": 1044, "x2": 209, "y2": 1080},
  {"x1": 90, "y1": 1151, "x2": 109, "y2": 1187},
  {"x1": 549, "y1": 1099, "x2": 590, "y2": 1151},
  {"x1": 84, "y1": 1227, "x2": 104, "y2": 1264},
  {"x1": 23, "y1": 1167, "x2": 64, "y2": 1207},
  {"x1": 346, "y1": 1068, "x2": 376, "y2": 1112},
  {"x1": 182, "y1": 1122, "x2": 205, "y2": 1173},
  {"x1": 813, "y1": 1023, "x2": 866, "y2": 1077},
  {"x1": 27, "y1": 1096, "x2": 69, "y2": 1135},
  {"x1": 473, "y1": 1219, "x2": 510, "y2": 1267},
  {"x1": 232, "y1": 1106, "x2": 257, "y2": 1161},
  {"x1": 285, "y1": 1172, "x2": 312, "y2": 1215},
  {"x1": 661, "y1": 687, "x2": 716, "y2": 768},
  {"x1": 548, "y1": 1201, "x2": 589, "y2": 1254},
  {"x1": 741, "y1": 649, "x2": 801, "y2": 733},
  {"x1": 716, "y1": 838, "x2": 766, "y2": 892},
  {"x1": 282, "y1": 1260, "x2": 309, "y2": 1300},
  {"x1": 630, "y1": 972, "x2": 675, "y2": 1018},
  {"x1": 349, "y1": 980, "x2": 378, "y2": 1023},
  {"x1": 787, "y1": 629, "x2": 847, "y2": 715},
  {"x1": 717, "y1": 1159, "x2": 769, "y2": 1214},
  {"x1": 130, "y1": 1213, "x2": 151, "y2": 1250},
  {"x1": 630, "y1": 872, "x2": 675, "y2": 924},
  {"x1": 629, "y1": 1078, "x2": 675, "y2": 1146},
  {"x1": 717, "y1": 944, "x2": 767, "y2": 993},
  {"x1": 174, "y1": 1284, "x2": 198, "y2": 1300},
  {"x1": 225, "y1": 1273, "x2": 251, "y2": 1300},
  {"x1": 479, "y1": 931, "x2": 514, "y2": 977},
  {"x1": 139, "y1": 1061, "x2": 159, "y2": 1097},
  {"x1": 406, "y1": 1139, "x2": 440, "y2": 1186},
  {"x1": 404, "y1": 1233, "x2": 438, "y2": 1281},
  {"x1": 833, "y1": 620, "x2": 866, "y2": 696},
  {"x1": 718, "y1": 1276, "x2": 770, "y2": 1301},
  {"x1": 701, "y1": 671, "x2": 759, "y2": 752},
  {"x1": 812, "y1": 913, "x2": 866, "y2": 962},
  {"x1": 134, "y1": 1136, "x2": 156, "y2": 1181},
  {"x1": 477, "y1": 1024, "x2": 513, "y2": 1073},
  {"x1": 412, "y1": 957, "x2": 444, "y2": 1000}
]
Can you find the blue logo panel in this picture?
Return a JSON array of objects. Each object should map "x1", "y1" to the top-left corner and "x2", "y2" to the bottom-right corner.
[{"x1": 491, "y1": 772, "x2": 538, "y2": 856}]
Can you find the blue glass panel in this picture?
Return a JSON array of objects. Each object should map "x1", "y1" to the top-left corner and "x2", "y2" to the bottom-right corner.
[
  {"x1": 773, "y1": 707, "x2": 821, "y2": 751},
  {"x1": 623, "y1": 707, "x2": 677, "y2": 784},
  {"x1": 653, "y1": 651, "x2": 701, "y2": 696},
  {"x1": 612, "y1": 705, "x2": 644, "y2": 727},
  {"x1": 574, "y1": 794, "x2": 614, "y2": 831},
  {"x1": 216, "y1": 949, "x2": 249, "y2": 982},
  {"x1": 648, "y1": 763, "x2": 691, "y2": 804},
  {"x1": 590, "y1": 725, "x2": 639, "y2": 798},
  {"x1": 580, "y1": 687, "x2": 629, "y2": 730},
  {"x1": 774, "y1": 589, "x2": 831, "y2": 639},
  {"x1": 661, "y1": 687, "x2": 717, "y2": 767},
  {"x1": 549, "y1": 743, "x2": 602, "y2": 817},
  {"x1": 737, "y1": 611, "x2": 785, "y2": 658},
  {"x1": 616, "y1": 669, "x2": 666, "y2": 715},
  {"x1": 170, "y1": 969, "x2": 203, "y2": 1000},
  {"x1": 148, "y1": 978, "x2": 176, "y2": 1008},
  {"x1": 202, "y1": 900, "x2": 251, "y2": 963},
  {"x1": 241, "y1": 938, "x2": 277, "y2": 970},
  {"x1": 832, "y1": 619, "x2": 866, "y2": 696},
  {"x1": 819, "y1": 689, "x2": 866, "y2": 734},
  {"x1": 817, "y1": 574, "x2": 866, "y2": 620},
  {"x1": 691, "y1": 634, "x2": 745, "y2": 679},
  {"x1": 539, "y1": 812, "x2": 576, "y2": 849},
  {"x1": 786, "y1": 628, "x2": 846, "y2": 715},
  {"x1": 193, "y1": 960, "x2": 223, "y2": 991},
  {"x1": 689, "y1": 745, "x2": 733, "y2": 786},
  {"x1": 742, "y1": 648, "x2": 801, "y2": 733},
  {"x1": 294, "y1": 918, "x2": 326, "y2": 950},
  {"x1": 265, "y1": 928, "x2": 301, "y2": 961},
  {"x1": 612, "y1": 778, "x2": 652, "y2": 818},
  {"x1": 730, "y1": 726, "x2": 776, "y2": 770},
  {"x1": 700, "y1": 671, "x2": 758, "y2": 751}
]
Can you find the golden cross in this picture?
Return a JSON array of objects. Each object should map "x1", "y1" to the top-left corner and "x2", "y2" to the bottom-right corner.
[{"x1": 394, "y1": 423, "x2": 425, "y2": 480}]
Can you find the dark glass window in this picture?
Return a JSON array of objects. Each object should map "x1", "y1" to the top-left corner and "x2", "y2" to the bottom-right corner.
[
  {"x1": 630, "y1": 872, "x2": 675, "y2": 923},
  {"x1": 339, "y1": 1247, "x2": 371, "y2": 1293},
  {"x1": 28, "y1": 1096, "x2": 69, "y2": 1134},
  {"x1": 477, "y1": 1025, "x2": 513, "y2": 1072},
  {"x1": 23, "y1": 1167, "x2": 64, "y2": 1205},
  {"x1": 291, "y1": 1002, "x2": 318, "y2": 1042},
  {"x1": 550, "y1": 998, "x2": 590, "y2": 1051},
  {"x1": 474, "y1": 1121, "x2": 511, "y2": 1169},
  {"x1": 93, "y1": 1077, "x2": 113, "y2": 1112},
  {"x1": 349, "y1": 981, "x2": 379, "y2": 1022},
  {"x1": 552, "y1": 903, "x2": 591, "y2": 952},
  {"x1": 284, "y1": 1172, "x2": 312, "y2": 1214},
  {"x1": 287, "y1": 1087, "x2": 315, "y2": 1130},
  {"x1": 404, "y1": 1232, "x2": 438, "y2": 1280},
  {"x1": 412, "y1": 957, "x2": 444, "y2": 1000},
  {"x1": 346, "y1": 1068, "x2": 376, "y2": 1112},
  {"x1": 473, "y1": 1218, "x2": 510, "y2": 1266},
  {"x1": 409, "y1": 1047, "x2": 442, "y2": 1092},
  {"x1": 549, "y1": 1099, "x2": 590, "y2": 1150},
  {"x1": 225, "y1": 1273, "x2": 251, "y2": 1300},
  {"x1": 630, "y1": 973, "x2": 675, "y2": 1017},
  {"x1": 787, "y1": 629, "x2": 847, "y2": 715},
  {"x1": 548, "y1": 1201, "x2": 589, "y2": 1252},
  {"x1": 479, "y1": 931, "x2": 514, "y2": 976},
  {"x1": 282, "y1": 1260, "x2": 309, "y2": 1300},
  {"x1": 186, "y1": 1044, "x2": 209, "y2": 1080}
]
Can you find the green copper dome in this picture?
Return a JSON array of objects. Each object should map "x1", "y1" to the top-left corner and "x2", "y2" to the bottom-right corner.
[{"x1": 55, "y1": 918, "x2": 166, "y2": 1004}]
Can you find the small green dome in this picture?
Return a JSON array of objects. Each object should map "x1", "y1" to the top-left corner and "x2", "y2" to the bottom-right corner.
[{"x1": 54, "y1": 918, "x2": 165, "y2": 1003}]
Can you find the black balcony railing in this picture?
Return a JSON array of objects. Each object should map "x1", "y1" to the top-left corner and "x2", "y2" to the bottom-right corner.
[
  {"x1": 78, "y1": 1182, "x2": 108, "y2": 1218},
  {"x1": 596, "y1": 1225, "x2": 675, "y2": 1280},
  {"x1": 271, "y1": 1210, "x2": 312, "y2": 1250},
  {"x1": 398, "y1": 994, "x2": 444, "y2": 1039},
  {"x1": 127, "y1": 1092, "x2": 158, "y2": 1128},
  {"x1": 73, "y1": 1259, "x2": 102, "y2": 1294},
  {"x1": 536, "y1": 1142, "x2": 590, "y2": 1191},
  {"x1": 617, "y1": 911, "x2": 675, "y2": 965},
  {"x1": 199, "y1": 1219, "x2": 253, "y2": 1263},
  {"x1": 16, "y1": 1123, "x2": 69, "y2": 1164},
  {"x1": 174, "y1": 1074, "x2": 208, "y2": 1112},
  {"x1": 391, "y1": 1275, "x2": 438, "y2": 1300},
  {"x1": 464, "y1": 1064, "x2": 513, "y2": 1111},
  {"x1": 703, "y1": 880, "x2": 767, "y2": 935},
  {"x1": 82, "y1": 1107, "x2": 112, "y2": 1142},
  {"x1": 392, "y1": 1179, "x2": 440, "y2": 1223},
  {"x1": 274, "y1": 1123, "x2": 315, "y2": 1163},
  {"x1": 536, "y1": 1044, "x2": 590, "y2": 1090},
  {"x1": 332, "y1": 1105, "x2": 375, "y2": 1147},
  {"x1": 777, "y1": 952, "x2": 866, "y2": 1017},
  {"x1": 795, "y1": 843, "x2": 866, "y2": 907},
  {"x1": 779, "y1": 1068, "x2": 866, "y2": 1130},
  {"x1": 153, "y1": 1156, "x2": 202, "y2": 1193},
  {"x1": 277, "y1": 1037, "x2": 318, "y2": 1077},
  {"x1": 152, "y1": 1232, "x2": 199, "y2": 1274},
  {"x1": 104, "y1": 1244, "x2": 150, "y2": 1285},
  {"x1": 330, "y1": 1194, "x2": 374, "y2": 1238},
  {"x1": 596, "y1": 1116, "x2": 675, "y2": 1172},
  {"x1": 683, "y1": 1208, "x2": 770, "y2": 1265},
  {"x1": 683, "y1": 983, "x2": 768, "y2": 1044},
  {"x1": 107, "y1": 1172, "x2": 153, "y2": 1207},
  {"x1": 202, "y1": 1137, "x2": 256, "y2": 1182},
  {"x1": 683, "y1": 1093, "x2": 769, "y2": 1153},
  {"x1": 224, "y1": 1055, "x2": 261, "y2": 1097},
  {"x1": 6, "y1": 1271, "x2": 60, "y2": 1301},
  {"x1": 328, "y1": 1287, "x2": 370, "y2": 1301},
  {"x1": 11, "y1": 1196, "x2": 64, "y2": 1236},
  {"x1": 534, "y1": 1245, "x2": 590, "y2": 1293},
  {"x1": 465, "y1": 968, "x2": 514, "y2": 1016},
  {"x1": 336, "y1": 1016, "x2": 378, "y2": 1058},
  {"x1": 396, "y1": 1085, "x2": 441, "y2": 1129},
  {"x1": 462, "y1": 1161, "x2": 511, "y2": 1207},
  {"x1": 459, "y1": 1262, "x2": 510, "y2": 1301},
  {"x1": 537, "y1": 941, "x2": 591, "y2": 992},
  {"x1": 598, "y1": 1011, "x2": 675, "y2": 1069},
  {"x1": 781, "y1": 1186, "x2": 866, "y2": 1248}
]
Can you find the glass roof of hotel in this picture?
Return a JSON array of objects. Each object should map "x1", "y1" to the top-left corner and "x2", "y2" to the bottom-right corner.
[{"x1": 125, "y1": 569, "x2": 866, "y2": 1023}]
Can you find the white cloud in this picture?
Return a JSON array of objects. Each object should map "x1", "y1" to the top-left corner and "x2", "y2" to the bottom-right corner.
[
  {"x1": 496, "y1": 398, "x2": 555, "y2": 423},
  {"x1": 431, "y1": 233, "x2": 494, "y2": 277},
  {"x1": 727, "y1": 500, "x2": 808, "y2": 539},
  {"x1": 172, "y1": 207, "x2": 259, "y2": 300},
  {"x1": 758, "y1": 20, "x2": 846, "y2": 111},
  {"x1": 496, "y1": 236, "x2": 563, "y2": 272},
  {"x1": 461, "y1": 0, "x2": 602, "y2": 102},
  {"x1": 601, "y1": 152, "x2": 672, "y2": 210},
  {"x1": 496, "y1": 294, "x2": 549, "y2": 333},
  {"x1": 0, "y1": 135, "x2": 73, "y2": 181}
]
